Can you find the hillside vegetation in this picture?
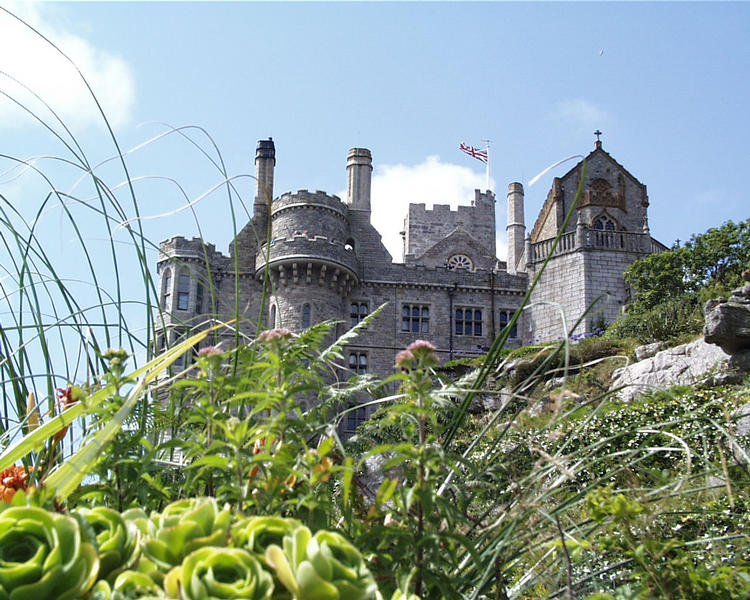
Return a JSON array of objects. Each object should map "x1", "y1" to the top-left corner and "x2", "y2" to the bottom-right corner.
[{"x1": 0, "y1": 13, "x2": 748, "y2": 597}]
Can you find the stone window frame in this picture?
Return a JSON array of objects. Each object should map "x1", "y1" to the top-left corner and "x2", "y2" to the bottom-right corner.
[
  {"x1": 347, "y1": 350, "x2": 368, "y2": 375},
  {"x1": 455, "y1": 307, "x2": 483, "y2": 337},
  {"x1": 176, "y1": 270, "x2": 191, "y2": 311},
  {"x1": 161, "y1": 268, "x2": 172, "y2": 310},
  {"x1": 401, "y1": 303, "x2": 430, "y2": 334},
  {"x1": 302, "y1": 303, "x2": 312, "y2": 329},
  {"x1": 498, "y1": 309, "x2": 518, "y2": 339},
  {"x1": 593, "y1": 214, "x2": 617, "y2": 231},
  {"x1": 446, "y1": 254, "x2": 473, "y2": 271},
  {"x1": 350, "y1": 301, "x2": 369, "y2": 328}
]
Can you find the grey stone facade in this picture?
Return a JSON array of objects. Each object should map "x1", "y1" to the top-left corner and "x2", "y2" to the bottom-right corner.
[{"x1": 154, "y1": 138, "x2": 663, "y2": 434}]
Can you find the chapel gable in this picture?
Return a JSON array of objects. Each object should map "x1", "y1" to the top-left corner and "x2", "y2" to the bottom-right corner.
[
  {"x1": 529, "y1": 140, "x2": 649, "y2": 242},
  {"x1": 410, "y1": 227, "x2": 498, "y2": 271}
]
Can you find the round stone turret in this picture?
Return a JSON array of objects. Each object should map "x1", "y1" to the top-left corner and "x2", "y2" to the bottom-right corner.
[{"x1": 255, "y1": 190, "x2": 360, "y2": 331}]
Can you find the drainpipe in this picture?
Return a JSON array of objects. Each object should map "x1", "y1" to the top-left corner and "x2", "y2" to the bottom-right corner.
[
  {"x1": 489, "y1": 271, "x2": 496, "y2": 342},
  {"x1": 448, "y1": 284, "x2": 456, "y2": 360}
]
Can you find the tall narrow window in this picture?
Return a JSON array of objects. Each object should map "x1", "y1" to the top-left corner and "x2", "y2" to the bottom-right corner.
[
  {"x1": 177, "y1": 272, "x2": 190, "y2": 311},
  {"x1": 195, "y1": 282, "x2": 204, "y2": 314},
  {"x1": 161, "y1": 269, "x2": 172, "y2": 309},
  {"x1": 350, "y1": 302, "x2": 368, "y2": 327},
  {"x1": 302, "y1": 303, "x2": 311, "y2": 328},
  {"x1": 402, "y1": 304, "x2": 429, "y2": 333},
  {"x1": 270, "y1": 305, "x2": 277, "y2": 328},
  {"x1": 455, "y1": 308, "x2": 482, "y2": 336}
]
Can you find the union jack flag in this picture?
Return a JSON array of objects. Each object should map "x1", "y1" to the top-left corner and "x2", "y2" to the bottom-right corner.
[{"x1": 459, "y1": 142, "x2": 488, "y2": 164}]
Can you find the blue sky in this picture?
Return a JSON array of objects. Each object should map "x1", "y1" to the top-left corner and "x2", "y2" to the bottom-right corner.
[{"x1": 1, "y1": 1, "x2": 748, "y2": 287}]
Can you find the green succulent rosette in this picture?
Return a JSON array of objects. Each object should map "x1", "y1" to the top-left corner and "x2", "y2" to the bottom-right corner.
[
  {"x1": 231, "y1": 516, "x2": 301, "y2": 567},
  {"x1": 85, "y1": 572, "x2": 167, "y2": 600},
  {"x1": 77, "y1": 506, "x2": 140, "y2": 583},
  {"x1": 266, "y1": 526, "x2": 377, "y2": 600},
  {"x1": 142, "y1": 497, "x2": 232, "y2": 571},
  {"x1": 164, "y1": 547, "x2": 273, "y2": 600},
  {"x1": 0, "y1": 505, "x2": 99, "y2": 600}
]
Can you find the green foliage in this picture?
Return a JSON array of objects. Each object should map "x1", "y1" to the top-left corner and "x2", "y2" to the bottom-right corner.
[
  {"x1": 583, "y1": 486, "x2": 750, "y2": 599},
  {"x1": 613, "y1": 218, "x2": 750, "y2": 344},
  {"x1": 625, "y1": 218, "x2": 750, "y2": 309},
  {"x1": 605, "y1": 297, "x2": 703, "y2": 344}
]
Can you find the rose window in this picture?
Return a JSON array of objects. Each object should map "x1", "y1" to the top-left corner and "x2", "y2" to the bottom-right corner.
[{"x1": 446, "y1": 254, "x2": 473, "y2": 270}]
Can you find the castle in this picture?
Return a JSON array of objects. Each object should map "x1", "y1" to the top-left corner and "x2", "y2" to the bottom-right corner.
[{"x1": 155, "y1": 137, "x2": 665, "y2": 433}]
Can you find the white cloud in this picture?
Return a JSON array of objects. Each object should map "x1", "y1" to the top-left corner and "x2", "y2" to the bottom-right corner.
[
  {"x1": 0, "y1": 2, "x2": 135, "y2": 131},
  {"x1": 341, "y1": 155, "x2": 509, "y2": 262},
  {"x1": 554, "y1": 99, "x2": 611, "y2": 134}
]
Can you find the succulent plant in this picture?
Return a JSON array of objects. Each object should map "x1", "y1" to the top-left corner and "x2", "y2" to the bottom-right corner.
[
  {"x1": 77, "y1": 506, "x2": 141, "y2": 583},
  {"x1": 164, "y1": 546, "x2": 273, "y2": 600},
  {"x1": 0, "y1": 505, "x2": 99, "y2": 600},
  {"x1": 142, "y1": 497, "x2": 232, "y2": 571},
  {"x1": 266, "y1": 526, "x2": 377, "y2": 600}
]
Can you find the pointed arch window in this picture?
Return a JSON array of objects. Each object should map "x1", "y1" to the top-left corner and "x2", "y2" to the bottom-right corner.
[{"x1": 593, "y1": 216, "x2": 616, "y2": 231}]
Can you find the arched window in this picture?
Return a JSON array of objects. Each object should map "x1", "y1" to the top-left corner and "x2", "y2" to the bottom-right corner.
[
  {"x1": 446, "y1": 254, "x2": 473, "y2": 270},
  {"x1": 350, "y1": 302, "x2": 369, "y2": 327},
  {"x1": 302, "y1": 303, "x2": 311, "y2": 328},
  {"x1": 161, "y1": 268, "x2": 172, "y2": 309},
  {"x1": 348, "y1": 351, "x2": 367, "y2": 375},
  {"x1": 176, "y1": 271, "x2": 190, "y2": 311},
  {"x1": 593, "y1": 216, "x2": 616, "y2": 231},
  {"x1": 270, "y1": 305, "x2": 277, "y2": 328}
]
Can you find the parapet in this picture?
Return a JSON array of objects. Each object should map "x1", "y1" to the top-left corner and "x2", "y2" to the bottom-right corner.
[
  {"x1": 272, "y1": 190, "x2": 348, "y2": 219},
  {"x1": 158, "y1": 236, "x2": 227, "y2": 264}
]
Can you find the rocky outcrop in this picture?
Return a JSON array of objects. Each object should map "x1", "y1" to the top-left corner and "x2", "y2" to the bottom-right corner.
[
  {"x1": 704, "y1": 272, "x2": 750, "y2": 354},
  {"x1": 610, "y1": 338, "x2": 737, "y2": 403}
]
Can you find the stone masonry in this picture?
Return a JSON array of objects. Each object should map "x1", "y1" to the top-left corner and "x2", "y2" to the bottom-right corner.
[{"x1": 155, "y1": 137, "x2": 664, "y2": 434}]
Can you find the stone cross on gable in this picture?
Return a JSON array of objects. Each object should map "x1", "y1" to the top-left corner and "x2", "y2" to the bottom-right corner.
[{"x1": 594, "y1": 129, "x2": 603, "y2": 149}]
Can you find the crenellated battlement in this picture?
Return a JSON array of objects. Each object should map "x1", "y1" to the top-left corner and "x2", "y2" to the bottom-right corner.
[
  {"x1": 158, "y1": 236, "x2": 228, "y2": 263},
  {"x1": 404, "y1": 189, "x2": 496, "y2": 260},
  {"x1": 272, "y1": 190, "x2": 347, "y2": 218}
]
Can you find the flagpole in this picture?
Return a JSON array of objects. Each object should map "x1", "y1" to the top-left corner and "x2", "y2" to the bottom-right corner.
[{"x1": 482, "y1": 139, "x2": 491, "y2": 191}]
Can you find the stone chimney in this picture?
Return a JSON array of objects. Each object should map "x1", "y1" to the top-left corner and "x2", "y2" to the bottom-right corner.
[
  {"x1": 506, "y1": 182, "x2": 526, "y2": 274},
  {"x1": 346, "y1": 148, "x2": 372, "y2": 211},
  {"x1": 253, "y1": 138, "x2": 275, "y2": 224}
]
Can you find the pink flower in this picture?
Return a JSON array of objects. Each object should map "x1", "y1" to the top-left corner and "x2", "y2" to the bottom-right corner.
[
  {"x1": 395, "y1": 340, "x2": 438, "y2": 370},
  {"x1": 257, "y1": 328, "x2": 293, "y2": 344},
  {"x1": 197, "y1": 346, "x2": 223, "y2": 358}
]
